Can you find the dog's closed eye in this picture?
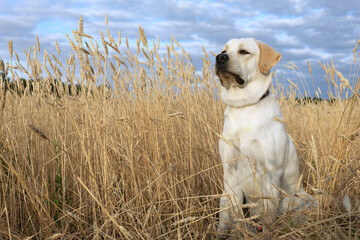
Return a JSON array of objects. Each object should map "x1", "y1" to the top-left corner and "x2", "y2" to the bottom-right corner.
[{"x1": 238, "y1": 49, "x2": 250, "y2": 55}]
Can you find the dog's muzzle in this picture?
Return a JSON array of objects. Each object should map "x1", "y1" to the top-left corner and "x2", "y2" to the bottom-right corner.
[{"x1": 215, "y1": 53, "x2": 245, "y2": 86}]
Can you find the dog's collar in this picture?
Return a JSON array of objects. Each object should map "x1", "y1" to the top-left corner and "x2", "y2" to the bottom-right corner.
[
  {"x1": 259, "y1": 89, "x2": 270, "y2": 101},
  {"x1": 221, "y1": 83, "x2": 272, "y2": 109}
]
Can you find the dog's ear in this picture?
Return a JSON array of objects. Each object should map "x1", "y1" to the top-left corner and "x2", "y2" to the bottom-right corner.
[{"x1": 256, "y1": 40, "x2": 282, "y2": 74}]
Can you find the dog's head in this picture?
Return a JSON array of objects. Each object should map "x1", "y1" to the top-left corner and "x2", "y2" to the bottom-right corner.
[{"x1": 215, "y1": 38, "x2": 281, "y2": 88}]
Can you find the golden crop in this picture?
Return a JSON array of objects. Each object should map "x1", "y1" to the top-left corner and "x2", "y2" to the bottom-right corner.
[{"x1": 0, "y1": 18, "x2": 359, "y2": 239}]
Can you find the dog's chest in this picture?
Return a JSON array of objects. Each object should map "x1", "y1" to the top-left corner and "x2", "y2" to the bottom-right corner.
[{"x1": 222, "y1": 107, "x2": 259, "y2": 141}]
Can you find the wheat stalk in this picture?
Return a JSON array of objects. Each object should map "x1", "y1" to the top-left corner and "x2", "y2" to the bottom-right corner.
[
  {"x1": 307, "y1": 60, "x2": 312, "y2": 74},
  {"x1": 138, "y1": 25, "x2": 148, "y2": 48},
  {"x1": 55, "y1": 40, "x2": 61, "y2": 55},
  {"x1": 79, "y1": 16, "x2": 83, "y2": 34},
  {"x1": 36, "y1": 36, "x2": 40, "y2": 52},
  {"x1": 0, "y1": 58, "x2": 4, "y2": 73},
  {"x1": 29, "y1": 124, "x2": 49, "y2": 140},
  {"x1": 8, "y1": 40, "x2": 13, "y2": 59}
]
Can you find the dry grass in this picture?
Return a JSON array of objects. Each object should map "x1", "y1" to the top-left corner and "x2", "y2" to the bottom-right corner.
[{"x1": 0, "y1": 19, "x2": 360, "y2": 239}]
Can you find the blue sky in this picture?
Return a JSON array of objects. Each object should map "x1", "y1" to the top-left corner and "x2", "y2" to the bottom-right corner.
[{"x1": 1, "y1": 0, "x2": 360, "y2": 97}]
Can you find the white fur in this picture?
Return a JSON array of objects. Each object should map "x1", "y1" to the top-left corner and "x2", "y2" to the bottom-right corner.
[{"x1": 217, "y1": 38, "x2": 310, "y2": 235}]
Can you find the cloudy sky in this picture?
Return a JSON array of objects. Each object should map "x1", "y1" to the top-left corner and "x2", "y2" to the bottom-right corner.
[{"x1": 1, "y1": 0, "x2": 359, "y2": 97}]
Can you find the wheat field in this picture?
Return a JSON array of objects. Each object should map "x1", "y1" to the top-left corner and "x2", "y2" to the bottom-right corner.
[{"x1": 0, "y1": 18, "x2": 360, "y2": 239}]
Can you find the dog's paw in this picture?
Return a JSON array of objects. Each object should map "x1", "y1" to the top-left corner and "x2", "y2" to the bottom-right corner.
[{"x1": 216, "y1": 228, "x2": 230, "y2": 240}]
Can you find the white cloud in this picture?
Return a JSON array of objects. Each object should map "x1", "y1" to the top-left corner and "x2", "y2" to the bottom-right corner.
[
  {"x1": 275, "y1": 32, "x2": 299, "y2": 46},
  {"x1": 1, "y1": 0, "x2": 359, "y2": 96}
]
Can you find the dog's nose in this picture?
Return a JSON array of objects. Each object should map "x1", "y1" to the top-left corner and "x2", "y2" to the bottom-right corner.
[{"x1": 216, "y1": 53, "x2": 229, "y2": 64}]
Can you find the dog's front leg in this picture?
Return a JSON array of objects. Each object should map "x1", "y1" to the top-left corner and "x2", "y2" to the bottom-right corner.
[
  {"x1": 217, "y1": 194, "x2": 232, "y2": 238},
  {"x1": 261, "y1": 168, "x2": 282, "y2": 225},
  {"x1": 217, "y1": 187, "x2": 245, "y2": 239}
]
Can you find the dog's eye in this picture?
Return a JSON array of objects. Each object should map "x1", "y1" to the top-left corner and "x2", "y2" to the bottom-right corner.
[
  {"x1": 221, "y1": 50, "x2": 226, "y2": 54},
  {"x1": 239, "y1": 49, "x2": 250, "y2": 55}
]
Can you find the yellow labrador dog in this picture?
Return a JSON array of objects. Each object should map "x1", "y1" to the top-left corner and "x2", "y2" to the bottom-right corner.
[{"x1": 215, "y1": 38, "x2": 308, "y2": 237}]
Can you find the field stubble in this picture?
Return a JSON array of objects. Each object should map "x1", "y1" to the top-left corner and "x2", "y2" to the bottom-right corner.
[{"x1": 0, "y1": 18, "x2": 360, "y2": 239}]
